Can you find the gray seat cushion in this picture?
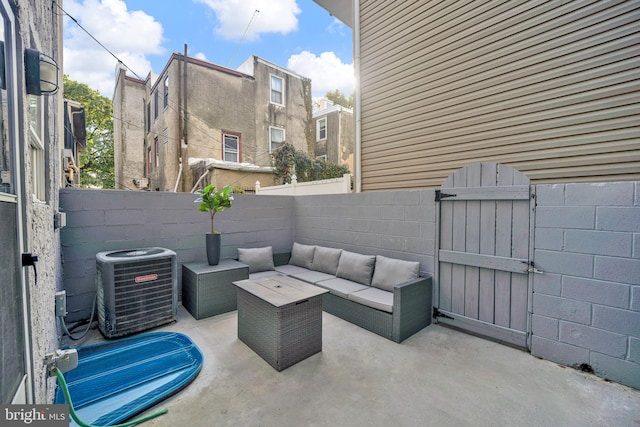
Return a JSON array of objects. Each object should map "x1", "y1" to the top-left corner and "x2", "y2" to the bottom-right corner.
[
  {"x1": 289, "y1": 270, "x2": 336, "y2": 284},
  {"x1": 311, "y1": 246, "x2": 343, "y2": 275},
  {"x1": 335, "y1": 251, "x2": 376, "y2": 285},
  {"x1": 370, "y1": 255, "x2": 420, "y2": 292},
  {"x1": 249, "y1": 270, "x2": 282, "y2": 280},
  {"x1": 348, "y1": 287, "x2": 394, "y2": 313},
  {"x1": 315, "y1": 278, "x2": 369, "y2": 298},
  {"x1": 289, "y1": 242, "x2": 315, "y2": 269},
  {"x1": 275, "y1": 264, "x2": 310, "y2": 275},
  {"x1": 237, "y1": 246, "x2": 275, "y2": 273}
]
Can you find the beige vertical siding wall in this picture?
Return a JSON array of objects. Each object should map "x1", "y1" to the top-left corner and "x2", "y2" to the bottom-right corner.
[{"x1": 359, "y1": 0, "x2": 640, "y2": 190}]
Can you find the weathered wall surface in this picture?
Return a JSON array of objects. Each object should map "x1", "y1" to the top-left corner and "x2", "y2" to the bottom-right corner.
[
  {"x1": 113, "y1": 70, "x2": 147, "y2": 190},
  {"x1": 59, "y1": 189, "x2": 294, "y2": 322},
  {"x1": 17, "y1": 0, "x2": 63, "y2": 405},
  {"x1": 532, "y1": 182, "x2": 640, "y2": 389}
]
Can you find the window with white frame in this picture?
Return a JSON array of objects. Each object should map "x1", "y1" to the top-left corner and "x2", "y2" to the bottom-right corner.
[
  {"x1": 154, "y1": 90, "x2": 159, "y2": 120},
  {"x1": 223, "y1": 133, "x2": 239, "y2": 163},
  {"x1": 270, "y1": 74, "x2": 284, "y2": 105},
  {"x1": 28, "y1": 95, "x2": 45, "y2": 201},
  {"x1": 147, "y1": 147, "x2": 152, "y2": 174},
  {"x1": 146, "y1": 102, "x2": 150, "y2": 132},
  {"x1": 163, "y1": 75, "x2": 169, "y2": 109},
  {"x1": 316, "y1": 117, "x2": 327, "y2": 141},
  {"x1": 269, "y1": 126, "x2": 285, "y2": 153},
  {"x1": 154, "y1": 137, "x2": 159, "y2": 168}
]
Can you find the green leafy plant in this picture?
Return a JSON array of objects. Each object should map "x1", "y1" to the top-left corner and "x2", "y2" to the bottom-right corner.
[
  {"x1": 195, "y1": 184, "x2": 233, "y2": 234},
  {"x1": 272, "y1": 142, "x2": 350, "y2": 184}
]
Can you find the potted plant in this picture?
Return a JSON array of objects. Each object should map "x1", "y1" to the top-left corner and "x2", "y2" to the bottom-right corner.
[{"x1": 195, "y1": 184, "x2": 233, "y2": 265}]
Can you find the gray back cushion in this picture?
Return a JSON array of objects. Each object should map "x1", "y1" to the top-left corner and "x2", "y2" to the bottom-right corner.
[
  {"x1": 312, "y1": 246, "x2": 342, "y2": 275},
  {"x1": 237, "y1": 246, "x2": 275, "y2": 273},
  {"x1": 370, "y1": 255, "x2": 420, "y2": 292},
  {"x1": 336, "y1": 251, "x2": 376, "y2": 285},
  {"x1": 289, "y1": 242, "x2": 315, "y2": 269}
]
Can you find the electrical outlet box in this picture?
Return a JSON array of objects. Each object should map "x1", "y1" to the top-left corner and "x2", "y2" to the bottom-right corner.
[{"x1": 55, "y1": 291, "x2": 66, "y2": 317}]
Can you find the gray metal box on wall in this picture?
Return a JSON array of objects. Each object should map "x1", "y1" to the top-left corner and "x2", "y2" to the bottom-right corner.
[{"x1": 96, "y1": 247, "x2": 178, "y2": 338}]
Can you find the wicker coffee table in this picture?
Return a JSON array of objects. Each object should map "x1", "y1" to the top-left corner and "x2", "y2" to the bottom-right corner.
[{"x1": 233, "y1": 274, "x2": 329, "y2": 371}]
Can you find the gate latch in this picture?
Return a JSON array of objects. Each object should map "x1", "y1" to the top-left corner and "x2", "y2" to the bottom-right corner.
[{"x1": 525, "y1": 261, "x2": 543, "y2": 274}]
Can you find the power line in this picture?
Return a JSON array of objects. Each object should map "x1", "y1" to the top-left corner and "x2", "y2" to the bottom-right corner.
[
  {"x1": 57, "y1": 2, "x2": 313, "y2": 192},
  {"x1": 54, "y1": 2, "x2": 144, "y2": 81},
  {"x1": 228, "y1": 9, "x2": 260, "y2": 68}
]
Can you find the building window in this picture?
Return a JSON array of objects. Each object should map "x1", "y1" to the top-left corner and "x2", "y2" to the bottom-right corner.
[
  {"x1": 146, "y1": 102, "x2": 150, "y2": 133},
  {"x1": 147, "y1": 147, "x2": 152, "y2": 173},
  {"x1": 269, "y1": 126, "x2": 285, "y2": 153},
  {"x1": 154, "y1": 90, "x2": 159, "y2": 120},
  {"x1": 223, "y1": 133, "x2": 239, "y2": 163},
  {"x1": 316, "y1": 117, "x2": 327, "y2": 141},
  {"x1": 161, "y1": 128, "x2": 168, "y2": 144},
  {"x1": 28, "y1": 95, "x2": 45, "y2": 201},
  {"x1": 270, "y1": 74, "x2": 284, "y2": 105},
  {"x1": 154, "y1": 137, "x2": 159, "y2": 168},
  {"x1": 163, "y1": 75, "x2": 169, "y2": 109}
]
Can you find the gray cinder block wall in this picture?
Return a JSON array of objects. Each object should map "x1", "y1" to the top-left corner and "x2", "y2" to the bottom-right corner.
[
  {"x1": 59, "y1": 189, "x2": 294, "y2": 322},
  {"x1": 532, "y1": 182, "x2": 640, "y2": 389},
  {"x1": 59, "y1": 183, "x2": 639, "y2": 389},
  {"x1": 294, "y1": 190, "x2": 436, "y2": 275}
]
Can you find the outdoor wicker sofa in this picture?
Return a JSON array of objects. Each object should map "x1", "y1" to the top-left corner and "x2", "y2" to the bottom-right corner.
[{"x1": 237, "y1": 243, "x2": 433, "y2": 343}]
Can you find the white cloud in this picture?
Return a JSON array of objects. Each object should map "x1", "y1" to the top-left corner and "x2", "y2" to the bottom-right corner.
[
  {"x1": 327, "y1": 17, "x2": 346, "y2": 35},
  {"x1": 194, "y1": 52, "x2": 208, "y2": 61},
  {"x1": 195, "y1": 0, "x2": 300, "y2": 41},
  {"x1": 287, "y1": 51, "x2": 354, "y2": 98},
  {"x1": 63, "y1": 0, "x2": 164, "y2": 96}
]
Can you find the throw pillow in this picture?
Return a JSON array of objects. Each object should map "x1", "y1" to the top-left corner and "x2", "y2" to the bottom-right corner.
[
  {"x1": 336, "y1": 251, "x2": 376, "y2": 285},
  {"x1": 289, "y1": 242, "x2": 315, "y2": 269},
  {"x1": 312, "y1": 246, "x2": 342, "y2": 275},
  {"x1": 370, "y1": 255, "x2": 420, "y2": 292},
  {"x1": 237, "y1": 246, "x2": 275, "y2": 273}
]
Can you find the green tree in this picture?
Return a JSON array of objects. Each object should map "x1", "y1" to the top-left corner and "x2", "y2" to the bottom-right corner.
[
  {"x1": 325, "y1": 89, "x2": 354, "y2": 109},
  {"x1": 63, "y1": 75, "x2": 114, "y2": 188}
]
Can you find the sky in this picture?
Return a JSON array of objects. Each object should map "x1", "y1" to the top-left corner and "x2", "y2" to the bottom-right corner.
[{"x1": 61, "y1": 0, "x2": 354, "y2": 99}]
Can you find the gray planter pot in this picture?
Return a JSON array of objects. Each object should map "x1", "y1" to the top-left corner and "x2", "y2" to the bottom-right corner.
[{"x1": 206, "y1": 233, "x2": 221, "y2": 265}]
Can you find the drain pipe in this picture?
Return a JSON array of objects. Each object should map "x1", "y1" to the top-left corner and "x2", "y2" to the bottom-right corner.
[
  {"x1": 353, "y1": 0, "x2": 362, "y2": 193},
  {"x1": 190, "y1": 170, "x2": 209, "y2": 193},
  {"x1": 173, "y1": 157, "x2": 183, "y2": 192}
]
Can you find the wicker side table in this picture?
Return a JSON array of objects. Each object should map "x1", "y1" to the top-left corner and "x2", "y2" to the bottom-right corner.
[
  {"x1": 182, "y1": 260, "x2": 249, "y2": 320},
  {"x1": 233, "y1": 275, "x2": 328, "y2": 371}
]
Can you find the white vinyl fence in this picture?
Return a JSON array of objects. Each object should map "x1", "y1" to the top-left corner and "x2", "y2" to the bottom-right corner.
[{"x1": 256, "y1": 174, "x2": 352, "y2": 196}]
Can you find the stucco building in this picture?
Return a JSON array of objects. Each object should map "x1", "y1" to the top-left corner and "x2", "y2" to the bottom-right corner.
[
  {"x1": 313, "y1": 99, "x2": 354, "y2": 174},
  {"x1": 0, "y1": 0, "x2": 65, "y2": 404},
  {"x1": 113, "y1": 53, "x2": 312, "y2": 192}
]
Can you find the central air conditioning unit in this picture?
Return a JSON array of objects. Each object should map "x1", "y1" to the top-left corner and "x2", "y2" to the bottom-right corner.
[{"x1": 96, "y1": 247, "x2": 177, "y2": 338}]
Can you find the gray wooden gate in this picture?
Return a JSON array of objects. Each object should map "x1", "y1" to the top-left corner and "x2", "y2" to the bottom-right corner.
[{"x1": 434, "y1": 163, "x2": 537, "y2": 349}]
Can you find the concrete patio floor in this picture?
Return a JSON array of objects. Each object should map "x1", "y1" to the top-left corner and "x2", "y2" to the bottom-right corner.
[{"x1": 69, "y1": 306, "x2": 640, "y2": 427}]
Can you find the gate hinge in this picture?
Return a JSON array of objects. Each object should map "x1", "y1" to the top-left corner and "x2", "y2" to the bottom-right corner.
[
  {"x1": 435, "y1": 190, "x2": 457, "y2": 202},
  {"x1": 433, "y1": 307, "x2": 454, "y2": 321},
  {"x1": 525, "y1": 261, "x2": 544, "y2": 274}
]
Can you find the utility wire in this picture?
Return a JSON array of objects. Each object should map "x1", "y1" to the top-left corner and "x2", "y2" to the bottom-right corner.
[
  {"x1": 228, "y1": 9, "x2": 259, "y2": 67},
  {"x1": 54, "y1": 2, "x2": 145, "y2": 81},
  {"x1": 57, "y1": 2, "x2": 313, "y2": 191}
]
